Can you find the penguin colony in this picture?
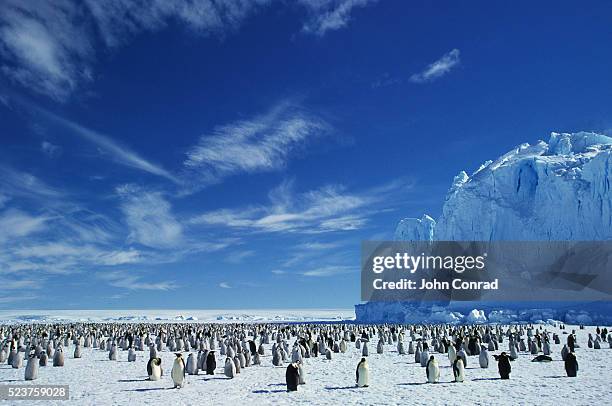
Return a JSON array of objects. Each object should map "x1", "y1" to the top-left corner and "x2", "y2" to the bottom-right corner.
[{"x1": 1, "y1": 322, "x2": 608, "y2": 391}]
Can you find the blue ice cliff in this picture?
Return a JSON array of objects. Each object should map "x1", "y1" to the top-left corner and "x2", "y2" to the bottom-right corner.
[{"x1": 357, "y1": 132, "x2": 612, "y2": 324}]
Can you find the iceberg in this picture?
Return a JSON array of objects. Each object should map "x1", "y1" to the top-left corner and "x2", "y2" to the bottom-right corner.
[{"x1": 357, "y1": 132, "x2": 612, "y2": 324}]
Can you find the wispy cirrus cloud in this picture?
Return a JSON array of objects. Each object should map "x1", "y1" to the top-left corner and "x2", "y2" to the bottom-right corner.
[
  {"x1": 1, "y1": 0, "x2": 371, "y2": 100},
  {"x1": 189, "y1": 178, "x2": 411, "y2": 234},
  {"x1": 301, "y1": 265, "x2": 355, "y2": 277},
  {"x1": 0, "y1": 0, "x2": 272, "y2": 100},
  {"x1": 410, "y1": 48, "x2": 461, "y2": 83},
  {"x1": 97, "y1": 270, "x2": 177, "y2": 291},
  {"x1": 183, "y1": 101, "x2": 329, "y2": 189},
  {"x1": 116, "y1": 184, "x2": 183, "y2": 249},
  {"x1": 34, "y1": 107, "x2": 179, "y2": 183},
  {"x1": 300, "y1": 0, "x2": 376, "y2": 36}
]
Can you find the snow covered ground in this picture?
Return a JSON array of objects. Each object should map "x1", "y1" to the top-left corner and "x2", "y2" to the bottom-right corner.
[{"x1": 0, "y1": 322, "x2": 610, "y2": 405}]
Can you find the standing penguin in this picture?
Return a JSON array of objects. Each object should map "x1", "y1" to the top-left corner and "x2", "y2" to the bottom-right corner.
[
  {"x1": 452, "y1": 358, "x2": 465, "y2": 383},
  {"x1": 224, "y1": 357, "x2": 236, "y2": 379},
  {"x1": 171, "y1": 353, "x2": 186, "y2": 388},
  {"x1": 74, "y1": 344, "x2": 82, "y2": 359},
  {"x1": 286, "y1": 362, "x2": 299, "y2": 391},
  {"x1": 564, "y1": 352, "x2": 578, "y2": 377},
  {"x1": 147, "y1": 358, "x2": 162, "y2": 381},
  {"x1": 494, "y1": 352, "x2": 512, "y2": 379},
  {"x1": 108, "y1": 344, "x2": 117, "y2": 361},
  {"x1": 24, "y1": 352, "x2": 39, "y2": 380},
  {"x1": 356, "y1": 357, "x2": 369, "y2": 387},
  {"x1": 38, "y1": 351, "x2": 48, "y2": 367},
  {"x1": 186, "y1": 353, "x2": 198, "y2": 375},
  {"x1": 11, "y1": 350, "x2": 23, "y2": 369},
  {"x1": 127, "y1": 347, "x2": 136, "y2": 362},
  {"x1": 53, "y1": 347, "x2": 64, "y2": 367},
  {"x1": 206, "y1": 351, "x2": 216, "y2": 375},
  {"x1": 479, "y1": 345, "x2": 489, "y2": 368},
  {"x1": 297, "y1": 361, "x2": 306, "y2": 384},
  {"x1": 426, "y1": 355, "x2": 440, "y2": 383}
]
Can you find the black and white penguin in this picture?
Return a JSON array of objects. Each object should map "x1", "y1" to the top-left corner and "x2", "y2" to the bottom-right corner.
[
  {"x1": 224, "y1": 357, "x2": 236, "y2": 379},
  {"x1": 286, "y1": 362, "x2": 299, "y2": 391},
  {"x1": 74, "y1": 344, "x2": 82, "y2": 359},
  {"x1": 127, "y1": 347, "x2": 136, "y2": 362},
  {"x1": 186, "y1": 353, "x2": 198, "y2": 375},
  {"x1": 108, "y1": 344, "x2": 117, "y2": 361},
  {"x1": 426, "y1": 355, "x2": 440, "y2": 383},
  {"x1": 147, "y1": 358, "x2": 162, "y2": 381},
  {"x1": 494, "y1": 352, "x2": 512, "y2": 379},
  {"x1": 53, "y1": 347, "x2": 64, "y2": 367},
  {"x1": 452, "y1": 357, "x2": 465, "y2": 382},
  {"x1": 356, "y1": 357, "x2": 369, "y2": 387},
  {"x1": 479, "y1": 345, "x2": 489, "y2": 368},
  {"x1": 38, "y1": 351, "x2": 48, "y2": 367},
  {"x1": 564, "y1": 352, "x2": 578, "y2": 377},
  {"x1": 206, "y1": 351, "x2": 216, "y2": 375},
  {"x1": 171, "y1": 353, "x2": 186, "y2": 388},
  {"x1": 24, "y1": 352, "x2": 39, "y2": 380}
]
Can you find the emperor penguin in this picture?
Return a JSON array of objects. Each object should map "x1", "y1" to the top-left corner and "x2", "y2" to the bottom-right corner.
[
  {"x1": 479, "y1": 345, "x2": 489, "y2": 368},
  {"x1": 339, "y1": 339, "x2": 347, "y2": 353},
  {"x1": 224, "y1": 357, "x2": 236, "y2": 379},
  {"x1": 186, "y1": 353, "x2": 198, "y2": 375},
  {"x1": 147, "y1": 358, "x2": 162, "y2": 381},
  {"x1": 297, "y1": 361, "x2": 306, "y2": 384},
  {"x1": 108, "y1": 344, "x2": 117, "y2": 361},
  {"x1": 457, "y1": 348, "x2": 467, "y2": 368},
  {"x1": 273, "y1": 349, "x2": 283, "y2": 366},
  {"x1": 206, "y1": 351, "x2": 216, "y2": 375},
  {"x1": 286, "y1": 362, "x2": 299, "y2": 391},
  {"x1": 362, "y1": 341, "x2": 369, "y2": 357},
  {"x1": 74, "y1": 344, "x2": 82, "y2": 359},
  {"x1": 11, "y1": 350, "x2": 23, "y2": 368},
  {"x1": 171, "y1": 353, "x2": 186, "y2": 388},
  {"x1": 561, "y1": 344, "x2": 569, "y2": 361},
  {"x1": 397, "y1": 340, "x2": 405, "y2": 355},
  {"x1": 452, "y1": 358, "x2": 465, "y2": 382},
  {"x1": 425, "y1": 355, "x2": 440, "y2": 383},
  {"x1": 38, "y1": 351, "x2": 48, "y2": 367},
  {"x1": 377, "y1": 339, "x2": 384, "y2": 354},
  {"x1": 564, "y1": 352, "x2": 578, "y2": 377},
  {"x1": 448, "y1": 344, "x2": 457, "y2": 367},
  {"x1": 233, "y1": 356, "x2": 241, "y2": 374},
  {"x1": 127, "y1": 347, "x2": 136, "y2": 362},
  {"x1": 325, "y1": 348, "x2": 332, "y2": 360},
  {"x1": 494, "y1": 352, "x2": 512, "y2": 379},
  {"x1": 25, "y1": 352, "x2": 39, "y2": 380},
  {"x1": 420, "y1": 349, "x2": 429, "y2": 367},
  {"x1": 253, "y1": 351, "x2": 261, "y2": 365},
  {"x1": 53, "y1": 347, "x2": 64, "y2": 367},
  {"x1": 356, "y1": 357, "x2": 369, "y2": 387}
]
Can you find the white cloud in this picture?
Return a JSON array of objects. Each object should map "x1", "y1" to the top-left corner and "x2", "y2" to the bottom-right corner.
[
  {"x1": 117, "y1": 185, "x2": 183, "y2": 248},
  {"x1": 0, "y1": 0, "x2": 92, "y2": 100},
  {"x1": 0, "y1": 0, "x2": 271, "y2": 100},
  {"x1": 410, "y1": 49, "x2": 461, "y2": 83},
  {"x1": 189, "y1": 178, "x2": 411, "y2": 234},
  {"x1": 219, "y1": 281, "x2": 232, "y2": 289},
  {"x1": 301, "y1": 265, "x2": 355, "y2": 277},
  {"x1": 35, "y1": 107, "x2": 179, "y2": 183},
  {"x1": 184, "y1": 102, "x2": 329, "y2": 189},
  {"x1": 0, "y1": 165, "x2": 63, "y2": 199},
  {"x1": 98, "y1": 270, "x2": 177, "y2": 291},
  {"x1": 300, "y1": 0, "x2": 376, "y2": 36},
  {"x1": 0, "y1": 209, "x2": 49, "y2": 242}
]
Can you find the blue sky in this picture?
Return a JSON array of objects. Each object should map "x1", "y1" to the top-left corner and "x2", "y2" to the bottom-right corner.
[{"x1": 1, "y1": 0, "x2": 611, "y2": 309}]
